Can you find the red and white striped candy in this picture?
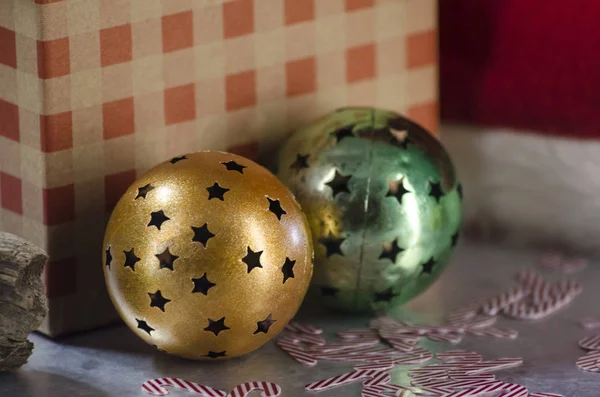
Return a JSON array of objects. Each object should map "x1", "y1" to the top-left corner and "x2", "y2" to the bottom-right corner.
[
  {"x1": 419, "y1": 384, "x2": 454, "y2": 395},
  {"x1": 576, "y1": 350, "x2": 600, "y2": 372},
  {"x1": 537, "y1": 251, "x2": 562, "y2": 271},
  {"x1": 411, "y1": 378, "x2": 454, "y2": 388},
  {"x1": 426, "y1": 333, "x2": 463, "y2": 345},
  {"x1": 305, "y1": 369, "x2": 380, "y2": 391},
  {"x1": 384, "y1": 336, "x2": 419, "y2": 352},
  {"x1": 309, "y1": 339, "x2": 380, "y2": 353},
  {"x1": 447, "y1": 302, "x2": 483, "y2": 323},
  {"x1": 531, "y1": 280, "x2": 582, "y2": 305},
  {"x1": 448, "y1": 315, "x2": 496, "y2": 331},
  {"x1": 408, "y1": 367, "x2": 449, "y2": 378},
  {"x1": 277, "y1": 339, "x2": 317, "y2": 367},
  {"x1": 467, "y1": 327, "x2": 518, "y2": 340},
  {"x1": 449, "y1": 374, "x2": 495, "y2": 382},
  {"x1": 361, "y1": 388, "x2": 382, "y2": 397},
  {"x1": 504, "y1": 293, "x2": 575, "y2": 320},
  {"x1": 354, "y1": 361, "x2": 395, "y2": 371},
  {"x1": 364, "y1": 384, "x2": 414, "y2": 396},
  {"x1": 580, "y1": 316, "x2": 600, "y2": 330},
  {"x1": 578, "y1": 334, "x2": 600, "y2": 350},
  {"x1": 338, "y1": 329, "x2": 380, "y2": 339},
  {"x1": 142, "y1": 378, "x2": 226, "y2": 397},
  {"x1": 515, "y1": 268, "x2": 545, "y2": 290},
  {"x1": 227, "y1": 382, "x2": 281, "y2": 397},
  {"x1": 285, "y1": 322, "x2": 322, "y2": 335},
  {"x1": 461, "y1": 358, "x2": 523, "y2": 375},
  {"x1": 448, "y1": 379, "x2": 497, "y2": 390},
  {"x1": 409, "y1": 371, "x2": 447, "y2": 384},
  {"x1": 284, "y1": 333, "x2": 326, "y2": 346},
  {"x1": 437, "y1": 351, "x2": 482, "y2": 363},
  {"x1": 481, "y1": 286, "x2": 527, "y2": 316},
  {"x1": 496, "y1": 383, "x2": 528, "y2": 397},
  {"x1": 439, "y1": 380, "x2": 505, "y2": 396},
  {"x1": 379, "y1": 329, "x2": 420, "y2": 343},
  {"x1": 363, "y1": 372, "x2": 391, "y2": 387},
  {"x1": 393, "y1": 352, "x2": 434, "y2": 365},
  {"x1": 561, "y1": 257, "x2": 587, "y2": 274},
  {"x1": 529, "y1": 393, "x2": 564, "y2": 397}
]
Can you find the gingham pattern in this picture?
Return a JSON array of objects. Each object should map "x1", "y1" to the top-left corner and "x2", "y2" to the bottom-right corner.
[{"x1": 0, "y1": 0, "x2": 438, "y2": 336}]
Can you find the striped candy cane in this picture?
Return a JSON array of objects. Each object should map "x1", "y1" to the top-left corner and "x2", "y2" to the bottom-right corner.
[
  {"x1": 363, "y1": 372, "x2": 391, "y2": 387},
  {"x1": 141, "y1": 378, "x2": 226, "y2": 397},
  {"x1": 276, "y1": 338, "x2": 317, "y2": 367},
  {"x1": 497, "y1": 383, "x2": 528, "y2": 397},
  {"x1": 440, "y1": 380, "x2": 506, "y2": 396},
  {"x1": 305, "y1": 369, "x2": 383, "y2": 391},
  {"x1": 284, "y1": 322, "x2": 323, "y2": 335},
  {"x1": 226, "y1": 382, "x2": 281, "y2": 397},
  {"x1": 284, "y1": 333, "x2": 326, "y2": 346}
]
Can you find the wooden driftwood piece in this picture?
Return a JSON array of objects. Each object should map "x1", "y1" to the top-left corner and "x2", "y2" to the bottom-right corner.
[{"x1": 0, "y1": 232, "x2": 48, "y2": 371}]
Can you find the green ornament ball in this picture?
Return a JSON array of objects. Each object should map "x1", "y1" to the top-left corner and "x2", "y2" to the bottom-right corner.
[{"x1": 276, "y1": 107, "x2": 462, "y2": 313}]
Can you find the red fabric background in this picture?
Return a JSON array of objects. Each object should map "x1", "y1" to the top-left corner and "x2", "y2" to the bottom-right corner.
[{"x1": 440, "y1": 0, "x2": 600, "y2": 138}]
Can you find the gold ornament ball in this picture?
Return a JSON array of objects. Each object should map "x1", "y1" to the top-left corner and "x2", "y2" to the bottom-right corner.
[
  {"x1": 103, "y1": 151, "x2": 313, "y2": 360},
  {"x1": 277, "y1": 108, "x2": 462, "y2": 313}
]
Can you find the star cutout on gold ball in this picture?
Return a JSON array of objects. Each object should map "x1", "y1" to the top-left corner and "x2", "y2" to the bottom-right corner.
[
  {"x1": 428, "y1": 181, "x2": 444, "y2": 203},
  {"x1": 387, "y1": 178, "x2": 411, "y2": 204},
  {"x1": 206, "y1": 350, "x2": 227, "y2": 359},
  {"x1": 290, "y1": 153, "x2": 309, "y2": 171},
  {"x1": 155, "y1": 247, "x2": 179, "y2": 271},
  {"x1": 105, "y1": 247, "x2": 112, "y2": 268},
  {"x1": 136, "y1": 319, "x2": 154, "y2": 335},
  {"x1": 242, "y1": 247, "x2": 263, "y2": 273},
  {"x1": 267, "y1": 197, "x2": 287, "y2": 220},
  {"x1": 169, "y1": 155, "x2": 187, "y2": 164},
  {"x1": 135, "y1": 183, "x2": 154, "y2": 199},
  {"x1": 422, "y1": 257, "x2": 436, "y2": 275},
  {"x1": 148, "y1": 290, "x2": 171, "y2": 312},
  {"x1": 123, "y1": 248, "x2": 141, "y2": 271},
  {"x1": 331, "y1": 125, "x2": 355, "y2": 143},
  {"x1": 206, "y1": 182, "x2": 230, "y2": 201},
  {"x1": 281, "y1": 257, "x2": 296, "y2": 284},
  {"x1": 192, "y1": 273, "x2": 216, "y2": 295},
  {"x1": 379, "y1": 239, "x2": 404, "y2": 263},
  {"x1": 325, "y1": 170, "x2": 351, "y2": 198},
  {"x1": 221, "y1": 160, "x2": 246, "y2": 174},
  {"x1": 254, "y1": 314, "x2": 276, "y2": 334},
  {"x1": 191, "y1": 223, "x2": 215, "y2": 247},
  {"x1": 319, "y1": 233, "x2": 345, "y2": 257},
  {"x1": 148, "y1": 210, "x2": 170, "y2": 230},
  {"x1": 204, "y1": 317, "x2": 230, "y2": 336},
  {"x1": 374, "y1": 288, "x2": 396, "y2": 302}
]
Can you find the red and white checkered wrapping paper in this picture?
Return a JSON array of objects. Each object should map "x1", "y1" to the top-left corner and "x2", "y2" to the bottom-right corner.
[{"x1": 0, "y1": 0, "x2": 438, "y2": 336}]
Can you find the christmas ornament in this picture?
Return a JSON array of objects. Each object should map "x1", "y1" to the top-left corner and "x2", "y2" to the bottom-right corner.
[
  {"x1": 103, "y1": 151, "x2": 313, "y2": 360},
  {"x1": 277, "y1": 108, "x2": 462, "y2": 313}
]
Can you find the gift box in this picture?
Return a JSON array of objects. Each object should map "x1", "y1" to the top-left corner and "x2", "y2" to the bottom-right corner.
[{"x1": 0, "y1": 0, "x2": 438, "y2": 336}]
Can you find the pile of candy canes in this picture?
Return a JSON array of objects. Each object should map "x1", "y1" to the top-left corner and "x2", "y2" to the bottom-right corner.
[{"x1": 142, "y1": 252, "x2": 592, "y2": 397}]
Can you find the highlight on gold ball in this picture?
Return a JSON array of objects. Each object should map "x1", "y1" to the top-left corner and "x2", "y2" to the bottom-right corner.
[
  {"x1": 103, "y1": 151, "x2": 314, "y2": 360},
  {"x1": 277, "y1": 107, "x2": 463, "y2": 313}
]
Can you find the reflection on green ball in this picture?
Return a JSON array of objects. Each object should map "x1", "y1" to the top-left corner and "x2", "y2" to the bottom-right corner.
[{"x1": 277, "y1": 108, "x2": 462, "y2": 313}]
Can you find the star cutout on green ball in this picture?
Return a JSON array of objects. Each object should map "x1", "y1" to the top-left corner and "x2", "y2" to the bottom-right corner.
[
  {"x1": 421, "y1": 257, "x2": 436, "y2": 275},
  {"x1": 379, "y1": 239, "x2": 404, "y2": 263},
  {"x1": 319, "y1": 233, "x2": 345, "y2": 257},
  {"x1": 428, "y1": 181, "x2": 444, "y2": 203}
]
